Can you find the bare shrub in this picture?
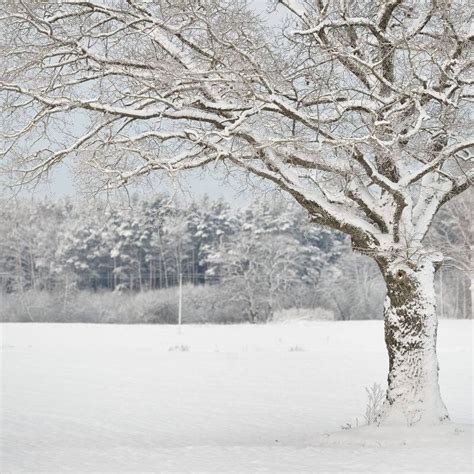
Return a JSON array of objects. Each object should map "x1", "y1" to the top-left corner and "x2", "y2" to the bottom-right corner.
[
  {"x1": 288, "y1": 345, "x2": 305, "y2": 352},
  {"x1": 364, "y1": 383, "x2": 385, "y2": 425}
]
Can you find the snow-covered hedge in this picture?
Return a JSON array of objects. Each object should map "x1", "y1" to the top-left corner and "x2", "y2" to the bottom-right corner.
[{"x1": 0, "y1": 287, "x2": 250, "y2": 324}]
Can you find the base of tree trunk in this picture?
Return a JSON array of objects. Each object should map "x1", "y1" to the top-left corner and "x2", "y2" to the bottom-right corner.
[{"x1": 378, "y1": 393, "x2": 449, "y2": 426}]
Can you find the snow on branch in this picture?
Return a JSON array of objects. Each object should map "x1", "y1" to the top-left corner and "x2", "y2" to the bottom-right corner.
[{"x1": 1, "y1": 0, "x2": 472, "y2": 252}]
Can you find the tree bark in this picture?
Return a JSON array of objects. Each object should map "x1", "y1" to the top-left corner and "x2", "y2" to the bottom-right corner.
[{"x1": 377, "y1": 254, "x2": 449, "y2": 425}]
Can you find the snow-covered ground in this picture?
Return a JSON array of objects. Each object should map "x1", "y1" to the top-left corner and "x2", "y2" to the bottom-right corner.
[{"x1": 1, "y1": 320, "x2": 472, "y2": 473}]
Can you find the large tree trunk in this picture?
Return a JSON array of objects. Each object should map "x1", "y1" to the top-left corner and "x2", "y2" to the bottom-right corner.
[{"x1": 377, "y1": 254, "x2": 449, "y2": 425}]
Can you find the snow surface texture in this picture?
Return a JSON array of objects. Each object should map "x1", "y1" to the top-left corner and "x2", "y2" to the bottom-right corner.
[{"x1": 1, "y1": 321, "x2": 472, "y2": 473}]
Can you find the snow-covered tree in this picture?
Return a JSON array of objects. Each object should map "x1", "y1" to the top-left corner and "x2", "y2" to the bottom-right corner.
[
  {"x1": 138, "y1": 196, "x2": 173, "y2": 289},
  {"x1": 56, "y1": 205, "x2": 111, "y2": 290},
  {"x1": 209, "y1": 199, "x2": 303, "y2": 321},
  {"x1": 182, "y1": 196, "x2": 239, "y2": 284},
  {"x1": 0, "y1": 203, "x2": 36, "y2": 292},
  {"x1": 208, "y1": 198, "x2": 344, "y2": 318},
  {"x1": 428, "y1": 191, "x2": 473, "y2": 319},
  {"x1": 317, "y1": 252, "x2": 385, "y2": 321},
  {"x1": 0, "y1": 200, "x2": 68, "y2": 292},
  {"x1": 216, "y1": 232, "x2": 301, "y2": 322},
  {"x1": 1, "y1": 0, "x2": 472, "y2": 425}
]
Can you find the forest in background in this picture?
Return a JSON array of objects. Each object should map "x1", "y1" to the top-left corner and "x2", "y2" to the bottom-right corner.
[{"x1": 0, "y1": 193, "x2": 471, "y2": 323}]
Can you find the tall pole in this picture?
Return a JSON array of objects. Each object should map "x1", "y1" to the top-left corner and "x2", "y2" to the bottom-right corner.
[{"x1": 178, "y1": 272, "x2": 183, "y2": 330}]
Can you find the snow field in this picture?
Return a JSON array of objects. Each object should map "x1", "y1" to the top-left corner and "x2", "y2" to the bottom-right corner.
[{"x1": 1, "y1": 320, "x2": 472, "y2": 473}]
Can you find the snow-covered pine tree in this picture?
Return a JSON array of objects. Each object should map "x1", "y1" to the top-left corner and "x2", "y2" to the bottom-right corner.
[
  {"x1": 1, "y1": 0, "x2": 472, "y2": 425},
  {"x1": 182, "y1": 197, "x2": 238, "y2": 284},
  {"x1": 56, "y1": 205, "x2": 110, "y2": 290}
]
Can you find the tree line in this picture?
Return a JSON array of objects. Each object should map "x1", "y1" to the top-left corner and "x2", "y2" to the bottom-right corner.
[{"x1": 0, "y1": 193, "x2": 471, "y2": 321}]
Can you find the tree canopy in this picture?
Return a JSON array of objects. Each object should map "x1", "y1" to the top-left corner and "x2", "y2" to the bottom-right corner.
[{"x1": 1, "y1": 0, "x2": 472, "y2": 254}]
